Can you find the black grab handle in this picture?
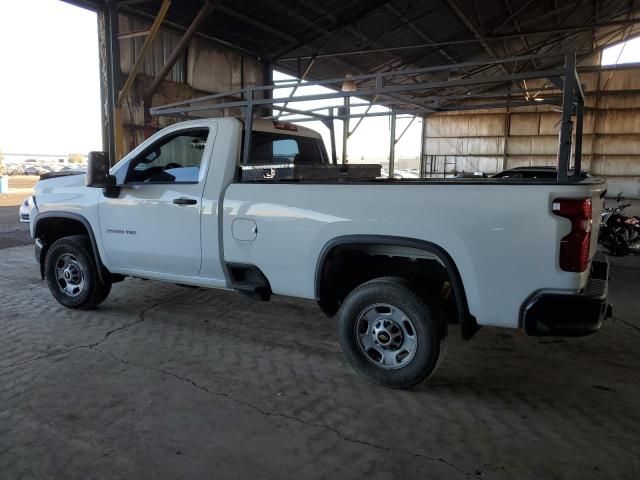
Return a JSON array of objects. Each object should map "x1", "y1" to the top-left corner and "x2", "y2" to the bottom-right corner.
[{"x1": 173, "y1": 198, "x2": 197, "y2": 205}]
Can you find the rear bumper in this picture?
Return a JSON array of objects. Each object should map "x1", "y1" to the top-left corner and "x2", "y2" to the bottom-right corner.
[{"x1": 522, "y1": 254, "x2": 611, "y2": 336}]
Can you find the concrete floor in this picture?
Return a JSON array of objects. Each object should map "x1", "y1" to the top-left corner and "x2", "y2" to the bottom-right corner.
[{"x1": 1, "y1": 225, "x2": 639, "y2": 479}]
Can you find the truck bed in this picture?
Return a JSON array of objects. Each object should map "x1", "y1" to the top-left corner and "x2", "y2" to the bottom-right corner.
[{"x1": 223, "y1": 179, "x2": 605, "y2": 329}]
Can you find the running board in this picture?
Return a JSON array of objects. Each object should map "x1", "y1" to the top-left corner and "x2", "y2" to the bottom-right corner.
[{"x1": 232, "y1": 280, "x2": 270, "y2": 301}]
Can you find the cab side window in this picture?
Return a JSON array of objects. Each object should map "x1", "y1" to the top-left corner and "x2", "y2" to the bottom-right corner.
[{"x1": 126, "y1": 129, "x2": 209, "y2": 184}]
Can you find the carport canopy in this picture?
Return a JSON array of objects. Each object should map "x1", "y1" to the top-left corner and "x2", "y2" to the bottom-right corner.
[
  {"x1": 63, "y1": 0, "x2": 638, "y2": 105},
  {"x1": 61, "y1": 0, "x2": 640, "y2": 180}
]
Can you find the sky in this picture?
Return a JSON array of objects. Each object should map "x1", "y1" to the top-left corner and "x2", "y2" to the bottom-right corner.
[
  {"x1": 272, "y1": 70, "x2": 423, "y2": 164},
  {"x1": 0, "y1": 0, "x2": 102, "y2": 155},
  {"x1": 0, "y1": 0, "x2": 422, "y2": 165},
  {"x1": 0, "y1": 1, "x2": 638, "y2": 163},
  {"x1": 601, "y1": 35, "x2": 640, "y2": 65}
]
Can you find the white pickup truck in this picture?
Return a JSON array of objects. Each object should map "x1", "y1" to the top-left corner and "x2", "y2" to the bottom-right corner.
[{"x1": 28, "y1": 117, "x2": 610, "y2": 388}]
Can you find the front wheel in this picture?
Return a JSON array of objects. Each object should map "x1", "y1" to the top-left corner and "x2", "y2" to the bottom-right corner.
[
  {"x1": 45, "y1": 235, "x2": 112, "y2": 309},
  {"x1": 338, "y1": 277, "x2": 446, "y2": 389}
]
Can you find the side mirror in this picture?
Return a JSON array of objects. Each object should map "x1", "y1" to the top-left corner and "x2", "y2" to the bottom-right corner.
[
  {"x1": 86, "y1": 151, "x2": 120, "y2": 198},
  {"x1": 86, "y1": 151, "x2": 111, "y2": 187}
]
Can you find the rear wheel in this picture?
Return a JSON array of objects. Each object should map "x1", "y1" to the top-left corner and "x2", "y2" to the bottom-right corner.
[
  {"x1": 338, "y1": 277, "x2": 446, "y2": 389},
  {"x1": 45, "y1": 235, "x2": 112, "y2": 309}
]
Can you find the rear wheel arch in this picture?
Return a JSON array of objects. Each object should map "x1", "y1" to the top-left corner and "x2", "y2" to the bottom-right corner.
[
  {"x1": 314, "y1": 235, "x2": 479, "y2": 339},
  {"x1": 34, "y1": 212, "x2": 107, "y2": 283}
]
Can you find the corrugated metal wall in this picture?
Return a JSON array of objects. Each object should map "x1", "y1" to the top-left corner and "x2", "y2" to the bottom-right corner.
[
  {"x1": 119, "y1": 18, "x2": 186, "y2": 84},
  {"x1": 422, "y1": 62, "x2": 640, "y2": 197},
  {"x1": 116, "y1": 15, "x2": 264, "y2": 154}
]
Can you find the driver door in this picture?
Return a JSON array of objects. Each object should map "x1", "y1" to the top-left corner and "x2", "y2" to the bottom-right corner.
[{"x1": 99, "y1": 127, "x2": 210, "y2": 277}]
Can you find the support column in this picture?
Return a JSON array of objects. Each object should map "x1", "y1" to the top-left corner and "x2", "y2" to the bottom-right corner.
[
  {"x1": 502, "y1": 110, "x2": 510, "y2": 172},
  {"x1": 261, "y1": 60, "x2": 273, "y2": 117},
  {"x1": 97, "y1": 0, "x2": 121, "y2": 164},
  {"x1": 388, "y1": 110, "x2": 396, "y2": 178},
  {"x1": 557, "y1": 50, "x2": 576, "y2": 183},
  {"x1": 342, "y1": 96, "x2": 349, "y2": 164},
  {"x1": 419, "y1": 115, "x2": 426, "y2": 178},
  {"x1": 322, "y1": 109, "x2": 338, "y2": 164},
  {"x1": 574, "y1": 101, "x2": 584, "y2": 176}
]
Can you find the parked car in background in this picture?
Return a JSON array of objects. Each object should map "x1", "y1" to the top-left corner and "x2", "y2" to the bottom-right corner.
[
  {"x1": 492, "y1": 166, "x2": 592, "y2": 179},
  {"x1": 380, "y1": 169, "x2": 420, "y2": 179},
  {"x1": 454, "y1": 172, "x2": 488, "y2": 179},
  {"x1": 5, "y1": 164, "x2": 24, "y2": 175},
  {"x1": 24, "y1": 165, "x2": 49, "y2": 176},
  {"x1": 19, "y1": 198, "x2": 30, "y2": 223}
]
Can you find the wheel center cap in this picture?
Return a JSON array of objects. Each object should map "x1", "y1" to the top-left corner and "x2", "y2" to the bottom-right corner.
[
  {"x1": 64, "y1": 270, "x2": 71, "y2": 280},
  {"x1": 377, "y1": 332, "x2": 390, "y2": 344}
]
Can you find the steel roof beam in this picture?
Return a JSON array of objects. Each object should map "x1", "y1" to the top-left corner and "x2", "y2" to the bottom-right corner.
[
  {"x1": 278, "y1": 0, "x2": 416, "y2": 70},
  {"x1": 271, "y1": 0, "x2": 392, "y2": 59},
  {"x1": 382, "y1": 4, "x2": 458, "y2": 64},
  {"x1": 270, "y1": 2, "x2": 437, "y2": 111},
  {"x1": 513, "y1": 0, "x2": 586, "y2": 32},
  {"x1": 214, "y1": 4, "x2": 300, "y2": 47},
  {"x1": 279, "y1": 18, "x2": 639, "y2": 61},
  {"x1": 445, "y1": 0, "x2": 515, "y2": 78},
  {"x1": 490, "y1": 0, "x2": 538, "y2": 33},
  {"x1": 502, "y1": 0, "x2": 532, "y2": 62}
]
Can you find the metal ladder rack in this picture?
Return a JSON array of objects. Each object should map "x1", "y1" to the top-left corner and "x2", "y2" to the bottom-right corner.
[{"x1": 150, "y1": 50, "x2": 586, "y2": 184}]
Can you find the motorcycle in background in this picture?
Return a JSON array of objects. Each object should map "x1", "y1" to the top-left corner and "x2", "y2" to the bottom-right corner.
[{"x1": 598, "y1": 193, "x2": 640, "y2": 256}]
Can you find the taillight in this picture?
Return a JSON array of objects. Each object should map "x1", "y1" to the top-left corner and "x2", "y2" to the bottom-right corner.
[{"x1": 552, "y1": 198, "x2": 592, "y2": 272}]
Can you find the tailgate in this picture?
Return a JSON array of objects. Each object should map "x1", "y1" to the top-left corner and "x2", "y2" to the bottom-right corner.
[{"x1": 588, "y1": 188, "x2": 604, "y2": 264}]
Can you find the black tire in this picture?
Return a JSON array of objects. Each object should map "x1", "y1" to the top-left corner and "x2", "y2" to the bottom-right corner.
[
  {"x1": 45, "y1": 235, "x2": 112, "y2": 309},
  {"x1": 94, "y1": 279, "x2": 113, "y2": 305},
  {"x1": 338, "y1": 276, "x2": 446, "y2": 389}
]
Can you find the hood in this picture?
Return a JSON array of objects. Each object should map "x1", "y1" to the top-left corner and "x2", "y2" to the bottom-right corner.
[
  {"x1": 35, "y1": 172, "x2": 86, "y2": 194},
  {"x1": 39, "y1": 171, "x2": 85, "y2": 181}
]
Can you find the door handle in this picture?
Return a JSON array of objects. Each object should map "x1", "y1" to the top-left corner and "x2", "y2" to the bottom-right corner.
[{"x1": 173, "y1": 197, "x2": 197, "y2": 205}]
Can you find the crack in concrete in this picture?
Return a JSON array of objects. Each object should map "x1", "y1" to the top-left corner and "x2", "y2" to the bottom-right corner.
[
  {"x1": 0, "y1": 440, "x2": 38, "y2": 457},
  {"x1": 0, "y1": 303, "x2": 160, "y2": 370},
  {"x1": 91, "y1": 347, "x2": 478, "y2": 479},
  {"x1": 616, "y1": 317, "x2": 640, "y2": 334}
]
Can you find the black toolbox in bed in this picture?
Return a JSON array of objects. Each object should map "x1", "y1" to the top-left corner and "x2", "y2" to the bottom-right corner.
[{"x1": 240, "y1": 163, "x2": 381, "y2": 182}]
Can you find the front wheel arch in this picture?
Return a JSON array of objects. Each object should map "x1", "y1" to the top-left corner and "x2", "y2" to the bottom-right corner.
[{"x1": 34, "y1": 212, "x2": 107, "y2": 283}]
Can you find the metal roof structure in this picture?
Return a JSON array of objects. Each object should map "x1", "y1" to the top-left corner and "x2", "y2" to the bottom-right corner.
[
  {"x1": 60, "y1": 0, "x2": 638, "y2": 175},
  {"x1": 65, "y1": 1, "x2": 638, "y2": 81}
]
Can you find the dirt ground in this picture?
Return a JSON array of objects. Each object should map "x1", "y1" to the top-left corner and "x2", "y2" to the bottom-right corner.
[
  {"x1": 0, "y1": 176, "x2": 35, "y2": 248},
  {"x1": 0, "y1": 242, "x2": 639, "y2": 479}
]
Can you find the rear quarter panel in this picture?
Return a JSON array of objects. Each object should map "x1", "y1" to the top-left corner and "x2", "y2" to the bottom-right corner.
[{"x1": 223, "y1": 181, "x2": 605, "y2": 329}]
